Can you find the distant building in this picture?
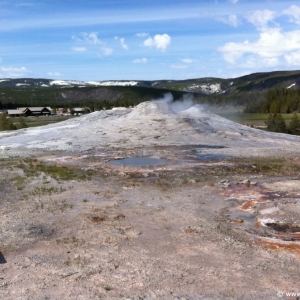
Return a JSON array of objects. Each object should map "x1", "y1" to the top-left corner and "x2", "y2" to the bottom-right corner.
[
  {"x1": 18, "y1": 107, "x2": 52, "y2": 117},
  {"x1": 72, "y1": 107, "x2": 91, "y2": 116},
  {"x1": 5, "y1": 107, "x2": 52, "y2": 117},
  {"x1": 6, "y1": 109, "x2": 24, "y2": 117},
  {"x1": 56, "y1": 108, "x2": 70, "y2": 115}
]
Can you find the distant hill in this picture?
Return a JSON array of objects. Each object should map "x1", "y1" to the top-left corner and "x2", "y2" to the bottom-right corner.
[
  {"x1": 1, "y1": 70, "x2": 300, "y2": 93},
  {"x1": 1, "y1": 70, "x2": 300, "y2": 110}
]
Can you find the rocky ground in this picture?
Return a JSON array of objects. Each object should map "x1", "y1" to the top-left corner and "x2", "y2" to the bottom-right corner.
[{"x1": 1, "y1": 100, "x2": 300, "y2": 299}]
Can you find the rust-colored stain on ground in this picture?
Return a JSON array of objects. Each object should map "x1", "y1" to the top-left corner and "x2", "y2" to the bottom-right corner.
[
  {"x1": 233, "y1": 219, "x2": 244, "y2": 225},
  {"x1": 241, "y1": 200, "x2": 256, "y2": 210},
  {"x1": 240, "y1": 198, "x2": 268, "y2": 210},
  {"x1": 274, "y1": 232, "x2": 300, "y2": 241},
  {"x1": 255, "y1": 239, "x2": 300, "y2": 256}
]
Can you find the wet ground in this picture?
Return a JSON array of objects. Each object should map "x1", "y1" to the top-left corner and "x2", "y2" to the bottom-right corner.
[{"x1": 222, "y1": 180, "x2": 300, "y2": 255}]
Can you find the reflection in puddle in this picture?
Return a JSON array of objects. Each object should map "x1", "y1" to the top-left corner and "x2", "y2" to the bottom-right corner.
[
  {"x1": 229, "y1": 211, "x2": 257, "y2": 226},
  {"x1": 108, "y1": 157, "x2": 170, "y2": 167}
]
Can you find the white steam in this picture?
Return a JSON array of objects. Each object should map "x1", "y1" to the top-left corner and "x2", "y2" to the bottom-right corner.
[
  {"x1": 171, "y1": 94, "x2": 194, "y2": 113},
  {"x1": 153, "y1": 92, "x2": 174, "y2": 104},
  {"x1": 154, "y1": 93, "x2": 194, "y2": 113}
]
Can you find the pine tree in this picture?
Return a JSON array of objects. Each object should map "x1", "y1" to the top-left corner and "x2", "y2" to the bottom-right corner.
[
  {"x1": 265, "y1": 113, "x2": 287, "y2": 133},
  {"x1": 17, "y1": 115, "x2": 28, "y2": 129},
  {"x1": 0, "y1": 113, "x2": 17, "y2": 131},
  {"x1": 289, "y1": 113, "x2": 300, "y2": 135}
]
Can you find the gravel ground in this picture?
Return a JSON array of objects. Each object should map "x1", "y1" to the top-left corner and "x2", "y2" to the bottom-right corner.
[{"x1": 0, "y1": 100, "x2": 300, "y2": 299}]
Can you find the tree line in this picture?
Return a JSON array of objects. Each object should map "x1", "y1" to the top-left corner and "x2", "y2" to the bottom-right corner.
[
  {"x1": 244, "y1": 88, "x2": 300, "y2": 114},
  {"x1": 265, "y1": 113, "x2": 300, "y2": 134}
]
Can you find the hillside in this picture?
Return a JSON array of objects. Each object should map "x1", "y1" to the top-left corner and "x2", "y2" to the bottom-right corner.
[{"x1": 1, "y1": 70, "x2": 300, "y2": 109}]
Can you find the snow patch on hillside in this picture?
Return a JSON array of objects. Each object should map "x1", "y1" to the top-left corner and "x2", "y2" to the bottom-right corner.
[
  {"x1": 16, "y1": 83, "x2": 30, "y2": 86},
  {"x1": 87, "y1": 81, "x2": 138, "y2": 86},
  {"x1": 49, "y1": 80, "x2": 85, "y2": 86},
  {"x1": 287, "y1": 83, "x2": 296, "y2": 89},
  {"x1": 49, "y1": 80, "x2": 139, "y2": 87},
  {"x1": 184, "y1": 83, "x2": 222, "y2": 94}
]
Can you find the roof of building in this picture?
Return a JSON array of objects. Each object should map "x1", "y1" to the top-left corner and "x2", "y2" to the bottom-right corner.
[
  {"x1": 73, "y1": 107, "x2": 90, "y2": 112},
  {"x1": 19, "y1": 107, "x2": 52, "y2": 112},
  {"x1": 7, "y1": 109, "x2": 24, "y2": 115}
]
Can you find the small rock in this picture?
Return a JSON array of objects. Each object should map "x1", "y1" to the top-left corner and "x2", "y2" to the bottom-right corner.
[{"x1": 220, "y1": 179, "x2": 229, "y2": 184}]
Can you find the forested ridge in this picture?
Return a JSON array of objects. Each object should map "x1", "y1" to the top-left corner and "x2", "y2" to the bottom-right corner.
[
  {"x1": 0, "y1": 86, "x2": 186, "y2": 111},
  {"x1": 1, "y1": 71, "x2": 300, "y2": 115},
  {"x1": 260, "y1": 88, "x2": 300, "y2": 113}
]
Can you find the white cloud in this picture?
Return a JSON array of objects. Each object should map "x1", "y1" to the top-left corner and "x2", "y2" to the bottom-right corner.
[
  {"x1": 219, "y1": 7, "x2": 300, "y2": 69},
  {"x1": 115, "y1": 37, "x2": 129, "y2": 50},
  {"x1": 241, "y1": 56, "x2": 279, "y2": 68},
  {"x1": 219, "y1": 27, "x2": 300, "y2": 68},
  {"x1": 135, "y1": 32, "x2": 148, "y2": 38},
  {"x1": 99, "y1": 47, "x2": 113, "y2": 56},
  {"x1": 143, "y1": 34, "x2": 171, "y2": 52},
  {"x1": 72, "y1": 32, "x2": 102, "y2": 46},
  {"x1": 285, "y1": 51, "x2": 300, "y2": 66},
  {"x1": 73, "y1": 32, "x2": 113, "y2": 56},
  {"x1": 170, "y1": 64, "x2": 187, "y2": 69},
  {"x1": 228, "y1": 0, "x2": 239, "y2": 3},
  {"x1": 71, "y1": 46, "x2": 87, "y2": 52},
  {"x1": 218, "y1": 14, "x2": 240, "y2": 27},
  {"x1": 283, "y1": 5, "x2": 300, "y2": 25},
  {"x1": 120, "y1": 38, "x2": 128, "y2": 50},
  {"x1": 133, "y1": 58, "x2": 147, "y2": 63},
  {"x1": 0, "y1": 66, "x2": 30, "y2": 77},
  {"x1": 181, "y1": 58, "x2": 193, "y2": 63},
  {"x1": 79, "y1": 32, "x2": 102, "y2": 45},
  {"x1": 47, "y1": 72, "x2": 62, "y2": 77},
  {"x1": 246, "y1": 10, "x2": 276, "y2": 29}
]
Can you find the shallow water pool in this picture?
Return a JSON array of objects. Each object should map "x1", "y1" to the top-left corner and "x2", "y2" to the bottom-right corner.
[{"x1": 108, "y1": 157, "x2": 170, "y2": 166}]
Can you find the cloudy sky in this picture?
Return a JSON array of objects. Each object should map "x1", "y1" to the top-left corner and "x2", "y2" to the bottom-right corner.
[{"x1": 1, "y1": 0, "x2": 300, "y2": 81}]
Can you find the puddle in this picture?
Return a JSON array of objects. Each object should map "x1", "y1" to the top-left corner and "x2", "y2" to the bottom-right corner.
[
  {"x1": 188, "y1": 145, "x2": 229, "y2": 161},
  {"x1": 229, "y1": 210, "x2": 257, "y2": 226},
  {"x1": 265, "y1": 222, "x2": 300, "y2": 233},
  {"x1": 193, "y1": 145, "x2": 225, "y2": 149},
  {"x1": 108, "y1": 157, "x2": 170, "y2": 167}
]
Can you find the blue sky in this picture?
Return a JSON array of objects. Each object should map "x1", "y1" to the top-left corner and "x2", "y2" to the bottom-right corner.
[{"x1": 1, "y1": 0, "x2": 300, "y2": 81}]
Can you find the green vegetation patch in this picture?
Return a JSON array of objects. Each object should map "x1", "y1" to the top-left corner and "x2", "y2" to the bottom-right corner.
[
  {"x1": 17, "y1": 159, "x2": 94, "y2": 181},
  {"x1": 227, "y1": 156, "x2": 300, "y2": 177},
  {"x1": 154, "y1": 156, "x2": 300, "y2": 190},
  {"x1": 11, "y1": 116, "x2": 72, "y2": 128},
  {"x1": 29, "y1": 186, "x2": 66, "y2": 196}
]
